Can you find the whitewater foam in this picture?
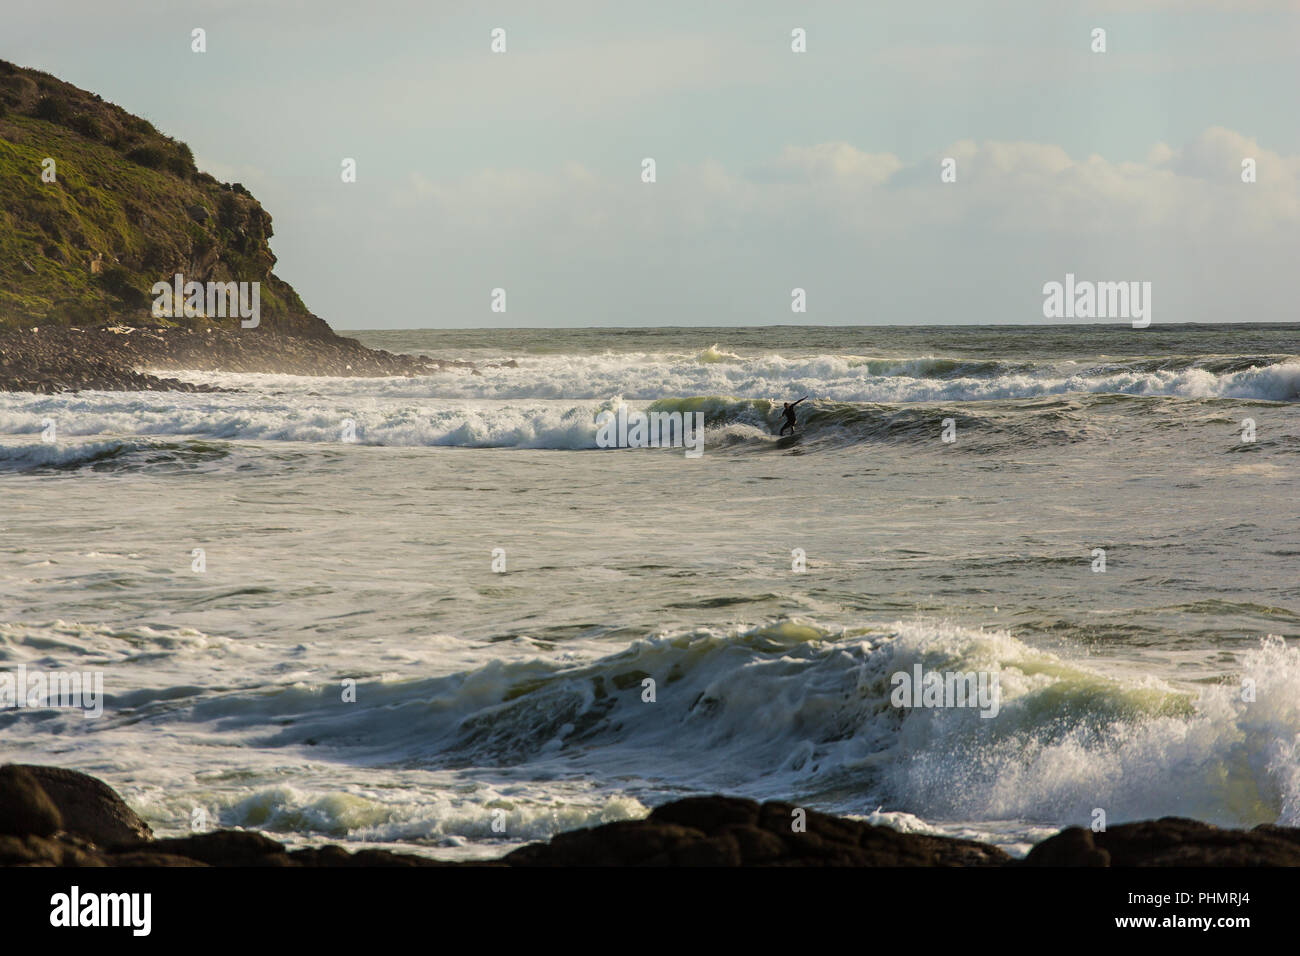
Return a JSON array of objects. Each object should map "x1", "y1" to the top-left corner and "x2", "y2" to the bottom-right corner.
[
  {"x1": 139, "y1": 616, "x2": 1294, "y2": 834},
  {"x1": 5, "y1": 326, "x2": 1297, "y2": 858}
]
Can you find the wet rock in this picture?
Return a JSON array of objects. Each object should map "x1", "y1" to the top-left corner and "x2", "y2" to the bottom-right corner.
[
  {"x1": 669, "y1": 833, "x2": 744, "y2": 866},
  {"x1": 1025, "y1": 817, "x2": 1300, "y2": 867},
  {"x1": 507, "y1": 797, "x2": 1012, "y2": 867},
  {"x1": 650, "y1": 795, "x2": 758, "y2": 831},
  {"x1": 1021, "y1": 827, "x2": 1110, "y2": 866},
  {"x1": 0, "y1": 834, "x2": 107, "y2": 866},
  {"x1": 0, "y1": 767, "x2": 63, "y2": 838},
  {"x1": 717, "y1": 824, "x2": 787, "y2": 863},
  {"x1": 11, "y1": 765, "x2": 153, "y2": 846},
  {"x1": 125, "y1": 831, "x2": 292, "y2": 866},
  {"x1": 6, "y1": 767, "x2": 1300, "y2": 867},
  {"x1": 506, "y1": 820, "x2": 709, "y2": 867},
  {"x1": 286, "y1": 845, "x2": 355, "y2": 867}
]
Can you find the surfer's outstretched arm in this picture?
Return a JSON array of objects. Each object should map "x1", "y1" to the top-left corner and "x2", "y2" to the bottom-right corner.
[{"x1": 793, "y1": 396, "x2": 809, "y2": 406}]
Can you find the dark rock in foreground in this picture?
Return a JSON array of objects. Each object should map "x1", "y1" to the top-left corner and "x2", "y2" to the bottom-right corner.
[
  {"x1": 505, "y1": 795, "x2": 1010, "y2": 866},
  {"x1": 1024, "y1": 818, "x2": 1300, "y2": 867},
  {"x1": 13, "y1": 765, "x2": 152, "y2": 846},
  {"x1": 2, "y1": 764, "x2": 1297, "y2": 866},
  {"x1": 0, "y1": 765, "x2": 463, "y2": 868},
  {"x1": 0, "y1": 766, "x2": 62, "y2": 838}
]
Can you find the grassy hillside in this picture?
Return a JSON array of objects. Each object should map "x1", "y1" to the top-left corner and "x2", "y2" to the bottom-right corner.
[{"x1": 0, "y1": 59, "x2": 330, "y2": 336}]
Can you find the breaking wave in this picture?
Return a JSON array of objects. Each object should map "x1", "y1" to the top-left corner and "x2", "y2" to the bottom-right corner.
[
  {"x1": 1, "y1": 350, "x2": 1295, "y2": 467},
  {"x1": 86, "y1": 619, "x2": 1300, "y2": 833}
]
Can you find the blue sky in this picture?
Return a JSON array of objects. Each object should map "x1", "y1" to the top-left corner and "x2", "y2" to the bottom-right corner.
[{"x1": 7, "y1": 0, "x2": 1299, "y2": 327}]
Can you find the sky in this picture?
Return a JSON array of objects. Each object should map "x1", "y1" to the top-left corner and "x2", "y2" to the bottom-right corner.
[{"x1": 5, "y1": 0, "x2": 1299, "y2": 328}]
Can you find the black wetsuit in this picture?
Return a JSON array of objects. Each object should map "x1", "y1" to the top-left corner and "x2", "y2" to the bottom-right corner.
[{"x1": 779, "y1": 397, "x2": 807, "y2": 436}]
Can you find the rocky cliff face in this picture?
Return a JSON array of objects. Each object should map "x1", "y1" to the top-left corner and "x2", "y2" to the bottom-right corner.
[{"x1": 0, "y1": 59, "x2": 331, "y2": 337}]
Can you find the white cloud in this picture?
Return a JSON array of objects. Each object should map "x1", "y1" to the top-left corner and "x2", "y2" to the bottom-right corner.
[
  {"x1": 357, "y1": 128, "x2": 1298, "y2": 325},
  {"x1": 761, "y1": 143, "x2": 903, "y2": 186},
  {"x1": 403, "y1": 129, "x2": 1298, "y2": 239}
]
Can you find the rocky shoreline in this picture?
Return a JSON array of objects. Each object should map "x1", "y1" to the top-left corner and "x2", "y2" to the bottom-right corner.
[
  {"x1": 3, "y1": 764, "x2": 1297, "y2": 867},
  {"x1": 0, "y1": 325, "x2": 498, "y2": 393}
]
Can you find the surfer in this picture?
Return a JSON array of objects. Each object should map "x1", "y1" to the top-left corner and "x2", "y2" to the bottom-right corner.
[{"x1": 778, "y1": 396, "x2": 808, "y2": 436}]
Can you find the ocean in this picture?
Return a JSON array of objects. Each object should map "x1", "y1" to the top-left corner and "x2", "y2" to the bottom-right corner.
[{"x1": 1, "y1": 323, "x2": 1298, "y2": 859}]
